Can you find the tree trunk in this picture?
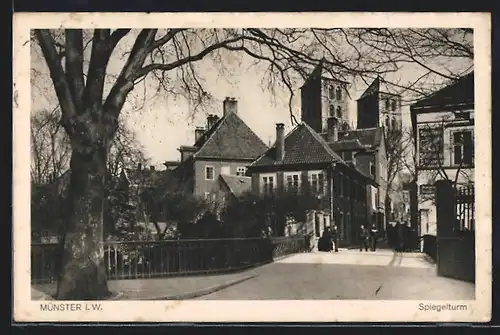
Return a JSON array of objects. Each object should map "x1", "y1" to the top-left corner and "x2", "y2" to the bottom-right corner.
[{"x1": 56, "y1": 145, "x2": 111, "y2": 300}]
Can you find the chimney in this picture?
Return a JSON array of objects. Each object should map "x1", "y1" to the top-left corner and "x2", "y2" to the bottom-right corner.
[
  {"x1": 207, "y1": 114, "x2": 217, "y2": 129},
  {"x1": 195, "y1": 127, "x2": 205, "y2": 142},
  {"x1": 137, "y1": 163, "x2": 142, "y2": 171},
  {"x1": 223, "y1": 97, "x2": 238, "y2": 115},
  {"x1": 327, "y1": 116, "x2": 339, "y2": 143},
  {"x1": 276, "y1": 123, "x2": 285, "y2": 162}
]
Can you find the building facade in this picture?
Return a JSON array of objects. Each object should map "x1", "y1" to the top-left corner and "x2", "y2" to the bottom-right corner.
[
  {"x1": 247, "y1": 119, "x2": 377, "y2": 247},
  {"x1": 174, "y1": 97, "x2": 269, "y2": 204},
  {"x1": 410, "y1": 72, "x2": 474, "y2": 237}
]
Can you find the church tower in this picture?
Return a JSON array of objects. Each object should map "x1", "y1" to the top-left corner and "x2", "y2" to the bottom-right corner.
[
  {"x1": 356, "y1": 77, "x2": 403, "y2": 132},
  {"x1": 300, "y1": 60, "x2": 352, "y2": 134}
]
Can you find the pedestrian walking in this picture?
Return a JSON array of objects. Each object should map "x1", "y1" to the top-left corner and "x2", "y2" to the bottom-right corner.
[
  {"x1": 370, "y1": 223, "x2": 379, "y2": 251},
  {"x1": 359, "y1": 225, "x2": 369, "y2": 252},
  {"x1": 331, "y1": 224, "x2": 339, "y2": 252}
]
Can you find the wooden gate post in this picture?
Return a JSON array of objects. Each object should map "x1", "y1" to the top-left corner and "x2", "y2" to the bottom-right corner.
[{"x1": 435, "y1": 180, "x2": 455, "y2": 276}]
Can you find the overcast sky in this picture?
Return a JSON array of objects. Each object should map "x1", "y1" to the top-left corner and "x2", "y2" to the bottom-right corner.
[{"x1": 30, "y1": 30, "x2": 471, "y2": 168}]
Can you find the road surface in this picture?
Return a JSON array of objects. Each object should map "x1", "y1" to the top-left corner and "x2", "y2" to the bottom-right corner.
[{"x1": 196, "y1": 250, "x2": 475, "y2": 300}]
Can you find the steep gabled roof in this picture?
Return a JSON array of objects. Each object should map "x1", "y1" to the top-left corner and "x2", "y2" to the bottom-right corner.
[
  {"x1": 219, "y1": 174, "x2": 252, "y2": 197},
  {"x1": 250, "y1": 122, "x2": 345, "y2": 168},
  {"x1": 337, "y1": 127, "x2": 383, "y2": 149},
  {"x1": 411, "y1": 71, "x2": 474, "y2": 110},
  {"x1": 192, "y1": 112, "x2": 269, "y2": 160}
]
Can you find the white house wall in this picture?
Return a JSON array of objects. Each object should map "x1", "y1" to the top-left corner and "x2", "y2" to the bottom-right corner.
[{"x1": 415, "y1": 109, "x2": 475, "y2": 237}]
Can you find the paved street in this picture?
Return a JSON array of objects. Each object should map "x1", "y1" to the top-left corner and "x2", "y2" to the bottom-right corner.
[{"x1": 196, "y1": 250, "x2": 475, "y2": 300}]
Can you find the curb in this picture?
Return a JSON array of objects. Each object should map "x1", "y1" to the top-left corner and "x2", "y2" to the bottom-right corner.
[{"x1": 132, "y1": 274, "x2": 259, "y2": 301}]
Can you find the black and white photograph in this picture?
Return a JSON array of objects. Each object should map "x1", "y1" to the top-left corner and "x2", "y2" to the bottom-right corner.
[{"x1": 13, "y1": 12, "x2": 491, "y2": 323}]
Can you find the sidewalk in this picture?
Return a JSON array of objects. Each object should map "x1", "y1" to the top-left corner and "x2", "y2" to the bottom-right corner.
[{"x1": 32, "y1": 269, "x2": 261, "y2": 301}]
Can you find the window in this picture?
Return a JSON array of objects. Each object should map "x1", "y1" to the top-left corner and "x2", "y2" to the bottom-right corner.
[
  {"x1": 221, "y1": 166, "x2": 230, "y2": 175},
  {"x1": 329, "y1": 104, "x2": 335, "y2": 117},
  {"x1": 285, "y1": 172, "x2": 301, "y2": 193},
  {"x1": 391, "y1": 117, "x2": 397, "y2": 130},
  {"x1": 205, "y1": 165, "x2": 215, "y2": 180},
  {"x1": 370, "y1": 161, "x2": 375, "y2": 177},
  {"x1": 236, "y1": 167, "x2": 247, "y2": 176},
  {"x1": 261, "y1": 174, "x2": 275, "y2": 195},
  {"x1": 391, "y1": 99, "x2": 397, "y2": 111},
  {"x1": 336, "y1": 106, "x2": 342, "y2": 118},
  {"x1": 453, "y1": 130, "x2": 474, "y2": 166},
  {"x1": 385, "y1": 99, "x2": 390, "y2": 110},
  {"x1": 329, "y1": 85, "x2": 335, "y2": 99},
  {"x1": 338, "y1": 172, "x2": 344, "y2": 197},
  {"x1": 204, "y1": 192, "x2": 210, "y2": 199},
  {"x1": 309, "y1": 171, "x2": 325, "y2": 195},
  {"x1": 418, "y1": 127, "x2": 444, "y2": 166},
  {"x1": 336, "y1": 87, "x2": 342, "y2": 101}
]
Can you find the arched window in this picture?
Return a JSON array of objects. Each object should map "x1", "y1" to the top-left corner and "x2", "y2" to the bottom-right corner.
[
  {"x1": 329, "y1": 104, "x2": 335, "y2": 117},
  {"x1": 391, "y1": 117, "x2": 397, "y2": 130},
  {"x1": 329, "y1": 85, "x2": 335, "y2": 99},
  {"x1": 385, "y1": 99, "x2": 390, "y2": 110},
  {"x1": 391, "y1": 100, "x2": 397, "y2": 111},
  {"x1": 336, "y1": 87, "x2": 342, "y2": 101},
  {"x1": 336, "y1": 106, "x2": 342, "y2": 118}
]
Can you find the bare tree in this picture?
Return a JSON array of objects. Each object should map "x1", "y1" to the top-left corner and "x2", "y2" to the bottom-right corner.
[
  {"x1": 30, "y1": 108, "x2": 71, "y2": 185},
  {"x1": 32, "y1": 28, "x2": 474, "y2": 299}
]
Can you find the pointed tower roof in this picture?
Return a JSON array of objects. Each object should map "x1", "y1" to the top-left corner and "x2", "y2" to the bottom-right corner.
[{"x1": 358, "y1": 77, "x2": 381, "y2": 100}]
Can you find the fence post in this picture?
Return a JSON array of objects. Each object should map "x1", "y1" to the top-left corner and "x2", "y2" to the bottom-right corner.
[{"x1": 435, "y1": 179, "x2": 455, "y2": 276}]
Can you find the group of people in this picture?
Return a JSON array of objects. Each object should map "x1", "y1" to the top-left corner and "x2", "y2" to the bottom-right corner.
[
  {"x1": 386, "y1": 221, "x2": 417, "y2": 252},
  {"x1": 359, "y1": 224, "x2": 379, "y2": 252},
  {"x1": 317, "y1": 221, "x2": 416, "y2": 253}
]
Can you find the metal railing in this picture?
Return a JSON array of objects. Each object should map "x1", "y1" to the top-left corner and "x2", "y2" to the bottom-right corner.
[{"x1": 31, "y1": 236, "x2": 309, "y2": 284}]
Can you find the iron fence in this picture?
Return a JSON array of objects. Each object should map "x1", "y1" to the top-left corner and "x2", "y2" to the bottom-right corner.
[
  {"x1": 31, "y1": 236, "x2": 309, "y2": 284},
  {"x1": 455, "y1": 184, "x2": 475, "y2": 232}
]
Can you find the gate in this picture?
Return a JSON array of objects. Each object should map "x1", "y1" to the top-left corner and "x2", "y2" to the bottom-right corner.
[{"x1": 435, "y1": 180, "x2": 475, "y2": 283}]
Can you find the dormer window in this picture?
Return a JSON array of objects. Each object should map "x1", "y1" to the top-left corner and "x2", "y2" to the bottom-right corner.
[
  {"x1": 336, "y1": 106, "x2": 342, "y2": 118},
  {"x1": 329, "y1": 85, "x2": 335, "y2": 99},
  {"x1": 336, "y1": 87, "x2": 342, "y2": 101},
  {"x1": 385, "y1": 99, "x2": 390, "y2": 110},
  {"x1": 391, "y1": 99, "x2": 397, "y2": 111},
  {"x1": 329, "y1": 104, "x2": 335, "y2": 117}
]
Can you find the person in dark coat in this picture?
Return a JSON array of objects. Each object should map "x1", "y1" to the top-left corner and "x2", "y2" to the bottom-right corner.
[
  {"x1": 318, "y1": 229, "x2": 329, "y2": 252},
  {"x1": 395, "y1": 221, "x2": 404, "y2": 252},
  {"x1": 359, "y1": 225, "x2": 369, "y2": 252},
  {"x1": 331, "y1": 225, "x2": 339, "y2": 252},
  {"x1": 369, "y1": 224, "x2": 379, "y2": 251}
]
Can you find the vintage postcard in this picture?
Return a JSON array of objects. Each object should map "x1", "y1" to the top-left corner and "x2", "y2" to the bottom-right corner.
[{"x1": 13, "y1": 12, "x2": 491, "y2": 323}]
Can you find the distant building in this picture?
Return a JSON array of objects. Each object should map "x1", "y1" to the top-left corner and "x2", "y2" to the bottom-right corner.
[
  {"x1": 174, "y1": 97, "x2": 269, "y2": 204},
  {"x1": 247, "y1": 118, "x2": 377, "y2": 247},
  {"x1": 298, "y1": 61, "x2": 388, "y2": 233},
  {"x1": 410, "y1": 72, "x2": 474, "y2": 236},
  {"x1": 300, "y1": 58, "x2": 354, "y2": 133},
  {"x1": 357, "y1": 76, "x2": 403, "y2": 131}
]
